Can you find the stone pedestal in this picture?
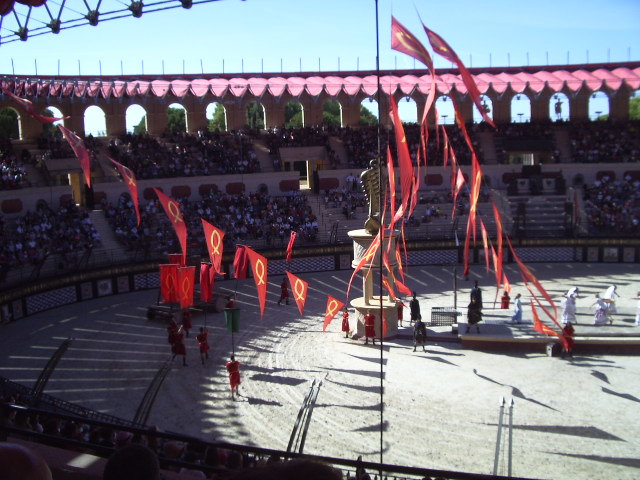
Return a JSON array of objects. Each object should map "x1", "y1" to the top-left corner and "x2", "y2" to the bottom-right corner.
[{"x1": 348, "y1": 229, "x2": 400, "y2": 339}]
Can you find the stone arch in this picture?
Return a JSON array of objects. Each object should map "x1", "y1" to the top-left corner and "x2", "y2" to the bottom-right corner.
[
  {"x1": 0, "y1": 106, "x2": 21, "y2": 139},
  {"x1": 435, "y1": 95, "x2": 454, "y2": 124},
  {"x1": 359, "y1": 97, "x2": 379, "y2": 126},
  {"x1": 284, "y1": 100, "x2": 304, "y2": 128},
  {"x1": 397, "y1": 96, "x2": 417, "y2": 124},
  {"x1": 549, "y1": 93, "x2": 570, "y2": 122},
  {"x1": 511, "y1": 93, "x2": 531, "y2": 123},
  {"x1": 589, "y1": 91, "x2": 610, "y2": 121},
  {"x1": 246, "y1": 101, "x2": 265, "y2": 130},
  {"x1": 473, "y1": 95, "x2": 493, "y2": 124},
  {"x1": 630, "y1": 89, "x2": 640, "y2": 120},
  {"x1": 126, "y1": 104, "x2": 147, "y2": 133},
  {"x1": 322, "y1": 99, "x2": 343, "y2": 127},
  {"x1": 206, "y1": 102, "x2": 227, "y2": 131},
  {"x1": 167, "y1": 103, "x2": 187, "y2": 133},
  {"x1": 84, "y1": 105, "x2": 107, "y2": 137}
]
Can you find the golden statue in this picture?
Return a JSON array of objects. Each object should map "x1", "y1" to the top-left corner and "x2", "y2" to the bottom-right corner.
[{"x1": 360, "y1": 158, "x2": 387, "y2": 235}]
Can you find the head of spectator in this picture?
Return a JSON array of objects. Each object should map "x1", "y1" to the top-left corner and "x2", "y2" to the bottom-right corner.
[
  {"x1": 103, "y1": 444, "x2": 161, "y2": 480},
  {"x1": 0, "y1": 442, "x2": 52, "y2": 480}
]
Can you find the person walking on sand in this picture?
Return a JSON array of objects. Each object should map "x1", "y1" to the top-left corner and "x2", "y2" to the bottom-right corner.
[
  {"x1": 413, "y1": 315, "x2": 427, "y2": 352},
  {"x1": 592, "y1": 293, "x2": 609, "y2": 326},
  {"x1": 196, "y1": 327, "x2": 210, "y2": 365},
  {"x1": 562, "y1": 292, "x2": 577, "y2": 326},
  {"x1": 501, "y1": 290, "x2": 510, "y2": 309},
  {"x1": 277, "y1": 277, "x2": 290, "y2": 305},
  {"x1": 466, "y1": 296, "x2": 482, "y2": 333},
  {"x1": 511, "y1": 293, "x2": 523, "y2": 324},
  {"x1": 603, "y1": 285, "x2": 618, "y2": 324},
  {"x1": 561, "y1": 321, "x2": 575, "y2": 358},
  {"x1": 226, "y1": 355, "x2": 241, "y2": 399},
  {"x1": 470, "y1": 280, "x2": 483, "y2": 311},
  {"x1": 171, "y1": 326, "x2": 187, "y2": 366},
  {"x1": 396, "y1": 299, "x2": 404, "y2": 327},
  {"x1": 364, "y1": 310, "x2": 376, "y2": 345},
  {"x1": 409, "y1": 292, "x2": 421, "y2": 326},
  {"x1": 341, "y1": 307, "x2": 350, "y2": 338}
]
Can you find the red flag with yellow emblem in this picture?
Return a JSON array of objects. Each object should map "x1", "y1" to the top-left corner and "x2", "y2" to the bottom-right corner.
[
  {"x1": 389, "y1": 96, "x2": 414, "y2": 217},
  {"x1": 108, "y1": 157, "x2": 141, "y2": 226},
  {"x1": 200, "y1": 263, "x2": 212, "y2": 303},
  {"x1": 245, "y1": 247, "x2": 268, "y2": 318},
  {"x1": 159, "y1": 264, "x2": 179, "y2": 303},
  {"x1": 391, "y1": 16, "x2": 434, "y2": 71},
  {"x1": 201, "y1": 219, "x2": 225, "y2": 274},
  {"x1": 3, "y1": 87, "x2": 68, "y2": 124},
  {"x1": 286, "y1": 271, "x2": 308, "y2": 316},
  {"x1": 177, "y1": 266, "x2": 195, "y2": 309},
  {"x1": 154, "y1": 188, "x2": 188, "y2": 266},
  {"x1": 58, "y1": 125, "x2": 92, "y2": 188},
  {"x1": 323, "y1": 296, "x2": 345, "y2": 332}
]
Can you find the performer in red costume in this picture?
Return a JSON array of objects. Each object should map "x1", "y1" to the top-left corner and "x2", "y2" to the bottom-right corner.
[
  {"x1": 561, "y1": 322, "x2": 575, "y2": 358},
  {"x1": 396, "y1": 300, "x2": 404, "y2": 327},
  {"x1": 226, "y1": 355, "x2": 241, "y2": 399},
  {"x1": 341, "y1": 307, "x2": 350, "y2": 338},
  {"x1": 226, "y1": 294, "x2": 236, "y2": 309},
  {"x1": 501, "y1": 291, "x2": 510, "y2": 309},
  {"x1": 181, "y1": 309, "x2": 192, "y2": 337},
  {"x1": 277, "y1": 278, "x2": 290, "y2": 305},
  {"x1": 196, "y1": 327, "x2": 210, "y2": 365},
  {"x1": 171, "y1": 326, "x2": 187, "y2": 366},
  {"x1": 364, "y1": 310, "x2": 376, "y2": 345},
  {"x1": 167, "y1": 319, "x2": 178, "y2": 345}
]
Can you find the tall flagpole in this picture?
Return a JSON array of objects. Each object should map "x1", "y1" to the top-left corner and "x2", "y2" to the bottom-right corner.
[{"x1": 374, "y1": 0, "x2": 384, "y2": 471}]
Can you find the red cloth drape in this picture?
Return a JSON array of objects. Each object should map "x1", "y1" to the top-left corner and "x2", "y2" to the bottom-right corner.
[
  {"x1": 286, "y1": 271, "x2": 308, "y2": 316},
  {"x1": 154, "y1": 189, "x2": 188, "y2": 266},
  {"x1": 323, "y1": 296, "x2": 345, "y2": 332}
]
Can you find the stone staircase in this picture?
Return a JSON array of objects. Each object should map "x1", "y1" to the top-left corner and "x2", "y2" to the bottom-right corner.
[
  {"x1": 87, "y1": 210, "x2": 129, "y2": 262},
  {"x1": 508, "y1": 194, "x2": 568, "y2": 238},
  {"x1": 250, "y1": 136, "x2": 275, "y2": 172},
  {"x1": 327, "y1": 136, "x2": 349, "y2": 167}
]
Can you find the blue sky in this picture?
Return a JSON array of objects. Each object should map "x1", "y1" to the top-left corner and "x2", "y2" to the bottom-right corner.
[{"x1": 2, "y1": 0, "x2": 639, "y2": 76}]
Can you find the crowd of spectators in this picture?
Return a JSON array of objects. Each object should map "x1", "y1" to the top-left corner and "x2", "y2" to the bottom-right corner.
[
  {"x1": 0, "y1": 199, "x2": 100, "y2": 279},
  {"x1": 568, "y1": 120, "x2": 640, "y2": 163},
  {"x1": 0, "y1": 138, "x2": 29, "y2": 189},
  {"x1": 583, "y1": 173, "x2": 640, "y2": 235},
  {"x1": 1, "y1": 398, "x2": 347, "y2": 479},
  {"x1": 103, "y1": 190, "x2": 318, "y2": 257},
  {"x1": 108, "y1": 130, "x2": 260, "y2": 179}
]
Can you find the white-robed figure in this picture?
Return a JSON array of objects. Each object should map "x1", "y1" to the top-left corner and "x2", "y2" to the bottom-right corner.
[
  {"x1": 635, "y1": 291, "x2": 640, "y2": 327},
  {"x1": 604, "y1": 285, "x2": 618, "y2": 324},
  {"x1": 562, "y1": 293, "x2": 577, "y2": 326},
  {"x1": 592, "y1": 294, "x2": 609, "y2": 326}
]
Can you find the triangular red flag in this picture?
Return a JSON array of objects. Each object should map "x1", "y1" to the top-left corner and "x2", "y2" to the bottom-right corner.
[
  {"x1": 286, "y1": 271, "x2": 308, "y2": 316},
  {"x1": 58, "y1": 125, "x2": 92, "y2": 188},
  {"x1": 202, "y1": 219, "x2": 225, "y2": 274},
  {"x1": 480, "y1": 220, "x2": 490, "y2": 272},
  {"x1": 389, "y1": 96, "x2": 414, "y2": 217},
  {"x1": 154, "y1": 188, "x2": 188, "y2": 266},
  {"x1": 233, "y1": 246, "x2": 249, "y2": 279},
  {"x1": 323, "y1": 296, "x2": 345, "y2": 332},
  {"x1": 391, "y1": 16, "x2": 434, "y2": 71},
  {"x1": 347, "y1": 233, "x2": 381, "y2": 299},
  {"x1": 2, "y1": 87, "x2": 68, "y2": 124},
  {"x1": 245, "y1": 247, "x2": 268, "y2": 318},
  {"x1": 108, "y1": 157, "x2": 141, "y2": 226}
]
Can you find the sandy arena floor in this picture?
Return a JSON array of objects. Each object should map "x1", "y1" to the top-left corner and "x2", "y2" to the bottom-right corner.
[{"x1": 1, "y1": 262, "x2": 639, "y2": 479}]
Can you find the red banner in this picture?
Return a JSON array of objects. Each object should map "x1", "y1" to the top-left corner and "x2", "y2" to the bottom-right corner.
[
  {"x1": 168, "y1": 253, "x2": 184, "y2": 267},
  {"x1": 451, "y1": 167, "x2": 466, "y2": 219},
  {"x1": 286, "y1": 271, "x2": 308, "y2": 316},
  {"x1": 233, "y1": 246, "x2": 249, "y2": 279},
  {"x1": 492, "y1": 201, "x2": 504, "y2": 293},
  {"x1": 503, "y1": 273, "x2": 511, "y2": 294},
  {"x1": 154, "y1": 188, "x2": 188, "y2": 266},
  {"x1": 532, "y1": 300, "x2": 567, "y2": 350},
  {"x1": 200, "y1": 263, "x2": 212, "y2": 303},
  {"x1": 422, "y1": 23, "x2": 495, "y2": 128},
  {"x1": 245, "y1": 247, "x2": 268, "y2": 318},
  {"x1": 347, "y1": 232, "x2": 381, "y2": 299},
  {"x1": 177, "y1": 266, "x2": 195, "y2": 309},
  {"x1": 58, "y1": 125, "x2": 92, "y2": 188},
  {"x1": 323, "y1": 296, "x2": 345, "y2": 332},
  {"x1": 159, "y1": 264, "x2": 179, "y2": 303},
  {"x1": 107, "y1": 156, "x2": 140, "y2": 226},
  {"x1": 389, "y1": 96, "x2": 414, "y2": 217},
  {"x1": 2, "y1": 87, "x2": 68, "y2": 124},
  {"x1": 480, "y1": 220, "x2": 490, "y2": 272},
  {"x1": 201, "y1": 219, "x2": 225, "y2": 274},
  {"x1": 286, "y1": 231, "x2": 297, "y2": 263},
  {"x1": 391, "y1": 16, "x2": 434, "y2": 71}
]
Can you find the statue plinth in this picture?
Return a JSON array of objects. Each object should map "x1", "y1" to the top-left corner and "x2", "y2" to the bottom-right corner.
[{"x1": 348, "y1": 228, "x2": 400, "y2": 339}]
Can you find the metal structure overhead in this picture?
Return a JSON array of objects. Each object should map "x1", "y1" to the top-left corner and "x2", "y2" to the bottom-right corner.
[{"x1": 0, "y1": 0, "x2": 226, "y2": 45}]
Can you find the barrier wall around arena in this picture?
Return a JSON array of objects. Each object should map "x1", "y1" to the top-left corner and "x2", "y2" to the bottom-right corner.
[{"x1": 1, "y1": 239, "x2": 638, "y2": 323}]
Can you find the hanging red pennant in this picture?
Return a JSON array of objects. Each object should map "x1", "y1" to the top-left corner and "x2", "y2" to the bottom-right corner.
[
  {"x1": 2, "y1": 87, "x2": 68, "y2": 124},
  {"x1": 286, "y1": 271, "x2": 308, "y2": 316},
  {"x1": 389, "y1": 96, "x2": 414, "y2": 217},
  {"x1": 532, "y1": 300, "x2": 568, "y2": 350},
  {"x1": 58, "y1": 125, "x2": 92, "y2": 188},
  {"x1": 480, "y1": 220, "x2": 490, "y2": 272},
  {"x1": 245, "y1": 247, "x2": 268, "y2": 318},
  {"x1": 323, "y1": 296, "x2": 345, "y2": 332},
  {"x1": 154, "y1": 188, "x2": 188, "y2": 266},
  {"x1": 202, "y1": 219, "x2": 225, "y2": 274},
  {"x1": 503, "y1": 273, "x2": 511, "y2": 294},
  {"x1": 347, "y1": 232, "x2": 381, "y2": 299},
  {"x1": 391, "y1": 16, "x2": 434, "y2": 70},
  {"x1": 451, "y1": 167, "x2": 466, "y2": 220},
  {"x1": 107, "y1": 157, "x2": 141, "y2": 226},
  {"x1": 421, "y1": 22, "x2": 495, "y2": 128},
  {"x1": 492, "y1": 200, "x2": 504, "y2": 294},
  {"x1": 177, "y1": 266, "x2": 195, "y2": 309},
  {"x1": 200, "y1": 263, "x2": 212, "y2": 303},
  {"x1": 159, "y1": 264, "x2": 179, "y2": 303},
  {"x1": 168, "y1": 253, "x2": 184, "y2": 267},
  {"x1": 285, "y1": 231, "x2": 297, "y2": 263}
]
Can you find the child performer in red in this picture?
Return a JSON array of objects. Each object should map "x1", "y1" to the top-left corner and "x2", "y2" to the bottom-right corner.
[
  {"x1": 364, "y1": 310, "x2": 376, "y2": 345},
  {"x1": 277, "y1": 278, "x2": 290, "y2": 305},
  {"x1": 196, "y1": 327, "x2": 210, "y2": 365},
  {"x1": 181, "y1": 309, "x2": 192, "y2": 337},
  {"x1": 226, "y1": 355, "x2": 241, "y2": 399},
  {"x1": 341, "y1": 307, "x2": 350, "y2": 338},
  {"x1": 171, "y1": 326, "x2": 187, "y2": 366},
  {"x1": 561, "y1": 322, "x2": 575, "y2": 358}
]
